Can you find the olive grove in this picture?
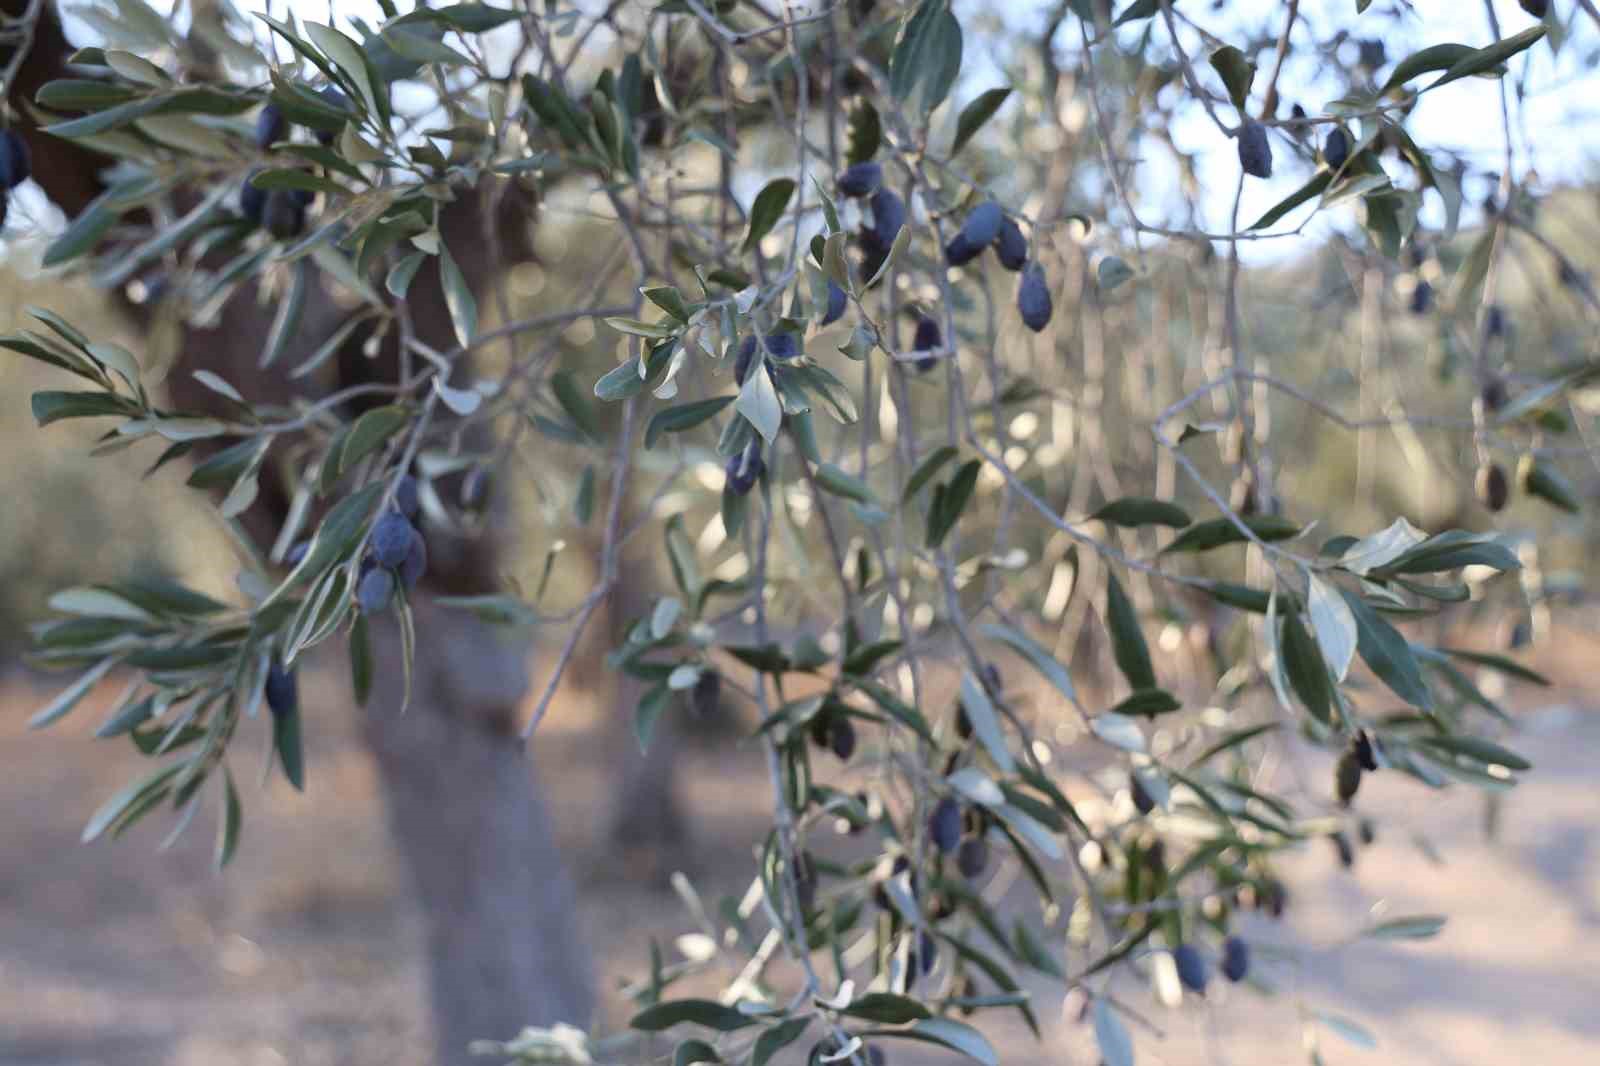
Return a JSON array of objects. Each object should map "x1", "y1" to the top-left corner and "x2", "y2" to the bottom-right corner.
[{"x1": 4, "y1": 0, "x2": 1595, "y2": 1064}]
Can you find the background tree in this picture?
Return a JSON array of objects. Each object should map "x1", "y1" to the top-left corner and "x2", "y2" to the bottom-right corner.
[{"x1": 4, "y1": 1, "x2": 1596, "y2": 1065}]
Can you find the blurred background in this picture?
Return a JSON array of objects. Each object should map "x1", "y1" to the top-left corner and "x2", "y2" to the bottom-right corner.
[{"x1": 2, "y1": 1, "x2": 1599, "y2": 1064}]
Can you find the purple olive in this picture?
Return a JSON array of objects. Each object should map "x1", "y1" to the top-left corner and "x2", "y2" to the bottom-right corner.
[
  {"x1": 993, "y1": 217, "x2": 1027, "y2": 271},
  {"x1": 398, "y1": 528, "x2": 427, "y2": 590},
  {"x1": 370, "y1": 511, "x2": 415, "y2": 569},
  {"x1": 1238, "y1": 120, "x2": 1272, "y2": 179},
  {"x1": 255, "y1": 104, "x2": 287, "y2": 149},
  {"x1": 0, "y1": 129, "x2": 31, "y2": 189},
  {"x1": 264, "y1": 660, "x2": 297, "y2": 716},
  {"x1": 1173, "y1": 943, "x2": 1209, "y2": 992},
  {"x1": 1220, "y1": 936, "x2": 1249, "y2": 982},
  {"x1": 837, "y1": 161, "x2": 883, "y2": 198},
  {"x1": 1018, "y1": 262, "x2": 1053, "y2": 332}
]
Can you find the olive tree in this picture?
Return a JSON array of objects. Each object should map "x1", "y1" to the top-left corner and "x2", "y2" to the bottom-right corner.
[{"x1": 4, "y1": 0, "x2": 1593, "y2": 1064}]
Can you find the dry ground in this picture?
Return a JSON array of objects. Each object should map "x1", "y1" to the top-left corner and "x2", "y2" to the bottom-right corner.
[{"x1": 1, "y1": 646, "x2": 1596, "y2": 1066}]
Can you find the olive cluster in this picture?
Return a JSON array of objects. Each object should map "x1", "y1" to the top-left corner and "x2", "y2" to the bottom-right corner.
[
  {"x1": 238, "y1": 88, "x2": 351, "y2": 239},
  {"x1": 835, "y1": 165, "x2": 1054, "y2": 373},
  {"x1": 942, "y1": 200, "x2": 1053, "y2": 334},
  {"x1": 355, "y1": 476, "x2": 428, "y2": 613},
  {"x1": 835, "y1": 161, "x2": 906, "y2": 286}
]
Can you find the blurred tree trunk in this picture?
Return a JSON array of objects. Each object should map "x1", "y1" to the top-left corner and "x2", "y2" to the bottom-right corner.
[
  {"x1": 364, "y1": 601, "x2": 595, "y2": 1059},
  {"x1": 560, "y1": 524, "x2": 689, "y2": 878},
  {"x1": 602, "y1": 546, "x2": 689, "y2": 873},
  {"x1": 8, "y1": 3, "x2": 624, "y2": 1059}
]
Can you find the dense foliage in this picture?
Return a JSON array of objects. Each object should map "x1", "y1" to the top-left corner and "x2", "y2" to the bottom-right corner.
[{"x1": 7, "y1": 1, "x2": 1594, "y2": 1063}]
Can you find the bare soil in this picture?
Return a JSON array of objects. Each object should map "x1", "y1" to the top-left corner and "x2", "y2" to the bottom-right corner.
[{"x1": 1, "y1": 649, "x2": 1596, "y2": 1066}]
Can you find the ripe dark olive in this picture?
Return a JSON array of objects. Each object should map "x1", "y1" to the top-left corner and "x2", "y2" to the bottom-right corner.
[
  {"x1": 906, "y1": 930, "x2": 937, "y2": 976},
  {"x1": 398, "y1": 529, "x2": 427, "y2": 590},
  {"x1": 1323, "y1": 127, "x2": 1350, "y2": 170},
  {"x1": 1409, "y1": 279, "x2": 1433, "y2": 314},
  {"x1": 955, "y1": 705, "x2": 972, "y2": 740},
  {"x1": 1257, "y1": 878, "x2": 1287, "y2": 918},
  {"x1": 944, "y1": 232, "x2": 983, "y2": 266},
  {"x1": 264, "y1": 660, "x2": 297, "y2": 716},
  {"x1": 1482, "y1": 375, "x2": 1508, "y2": 413},
  {"x1": 993, "y1": 217, "x2": 1027, "y2": 271},
  {"x1": 689, "y1": 669, "x2": 721, "y2": 717},
  {"x1": 961, "y1": 201, "x2": 1004, "y2": 246},
  {"x1": 869, "y1": 188, "x2": 905, "y2": 247},
  {"x1": 1130, "y1": 772, "x2": 1156, "y2": 815},
  {"x1": 395, "y1": 474, "x2": 420, "y2": 519},
  {"x1": 793, "y1": 850, "x2": 817, "y2": 914},
  {"x1": 316, "y1": 86, "x2": 350, "y2": 146},
  {"x1": 858, "y1": 228, "x2": 890, "y2": 281},
  {"x1": 1335, "y1": 749, "x2": 1363, "y2": 807},
  {"x1": 1485, "y1": 305, "x2": 1507, "y2": 338},
  {"x1": 1477, "y1": 463, "x2": 1510, "y2": 512},
  {"x1": 262, "y1": 188, "x2": 306, "y2": 239},
  {"x1": 0, "y1": 128, "x2": 31, "y2": 189},
  {"x1": 912, "y1": 316, "x2": 941, "y2": 373},
  {"x1": 734, "y1": 335, "x2": 758, "y2": 386},
  {"x1": 725, "y1": 440, "x2": 764, "y2": 497},
  {"x1": 255, "y1": 104, "x2": 287, "y2": 149},
  {"x1": 1018, "y1": 262, "x2": 1053, "y2": 332},
  {"x1": 1220, "y1": 936, "x2": 1249, "y2": 982},
  {"x1": 830, "y1": 716, "x2": 857, "y2": 761},
  {"x1": 1237, "y1": 120, "x2": 1273, "y2": 179},
  {"x1": 930, "y1": 796, "x2": 961, "y2": 853},
  {"x1": 357, "y1": 567, "x2": 396, "y2": 613},
  {"x1": 1352, "y1": 728, "x2": 1377, "y2": 772},
  {"x1": 763, "y1": 331, "x2": 800, "y2": 361},
  {"x1": 240, "y1": 177, "x2": 267, "y2": 225},
  {"x1": 820, "y1": 280, "x2": 848, "y2": 326},
  {"x1": 1519, "y1": 0, "x2": 1548, "y2": 16},
  {"x1": 371, "y1": 511, "x2": 416, "y2": 569},
  {"x1": 1173, "y1": 943, "x2": 1208, "y2": 993},
  {"x1": 956, "y1": 835, "x2": 989, "y2": 879},
  {"x1": 837, "y1": 161, "x2": 883, "y2": 198}
]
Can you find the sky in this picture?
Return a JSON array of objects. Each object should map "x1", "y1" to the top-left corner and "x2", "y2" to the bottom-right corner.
[
  {"x1": 1000, "y1": 0, "x2": 1600, "y2": 261},
  {"x1": 37, "y1": 0, "x2": 1600, "y2": 268}
]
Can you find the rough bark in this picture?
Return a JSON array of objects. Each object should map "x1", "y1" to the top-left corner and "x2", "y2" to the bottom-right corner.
[
  {"x1": 364, "y1": 602, "x2": 595, "y2": 1063},
  {"x1": 7, "y1": 2, "x2": 601, "y2": 1053}
]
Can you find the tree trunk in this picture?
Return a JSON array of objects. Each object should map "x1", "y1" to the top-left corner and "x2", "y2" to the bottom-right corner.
[
  {"x1": 560, "y1": 531, "x2": 690, "y2": 879},
  {"x1": 603, "y1": 548, "x2": 689, "y2": 874},
  {"x1": 363, "y1": 604, "x2": 594, "y2": 1064}
]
